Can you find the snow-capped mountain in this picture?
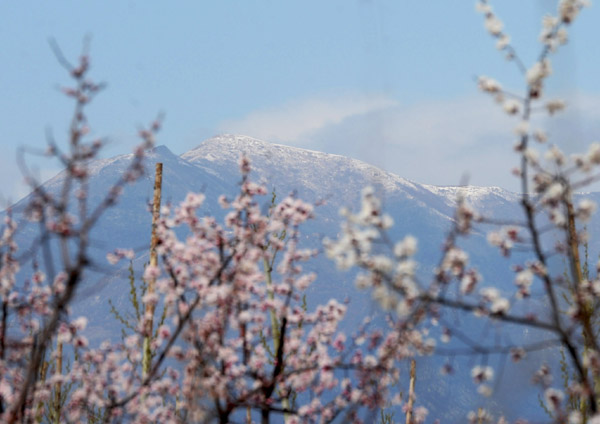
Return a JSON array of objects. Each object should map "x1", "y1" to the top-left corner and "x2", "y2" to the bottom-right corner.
[
  {"x1": 5, "y1": 134, "x2": 593, "y2": 421},
  {"x1": 182, "y1": 134, "x2": 519, "y2": 216}
]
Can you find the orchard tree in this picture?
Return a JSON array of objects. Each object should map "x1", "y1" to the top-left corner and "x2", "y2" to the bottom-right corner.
[
  {"x1": 325, "y1": 0, "x2": 600, "y2": 422},
  {"x1": 0, "y1": 41, "x2": 162, "y2": 423},
  {"x1": 0, "y1": 43, "x2": 424, "y2": 424}
]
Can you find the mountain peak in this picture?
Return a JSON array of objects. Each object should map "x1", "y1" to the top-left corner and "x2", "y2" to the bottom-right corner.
[
  {"x1": 180, "y1": 134, "x2": 422, "y2": 201},
  {"x1": 148, "y1": 144, "x2": 174, "y2": 156},
  {"x1": 182, "y1": 134, "x2": 338, "y2": 164}
]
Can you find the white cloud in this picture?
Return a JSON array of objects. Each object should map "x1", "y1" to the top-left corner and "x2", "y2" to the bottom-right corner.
[
  {"x1": 0, "y1": 155, "x2": 60, "y2": 207},
  {"x1": 218, "y1": 94, "x2": 398, "y2": 144}
]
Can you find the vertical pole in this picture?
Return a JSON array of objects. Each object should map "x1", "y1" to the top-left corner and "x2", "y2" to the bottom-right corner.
[
  {"x1": 143, "y1": 163, "x2": 163, "y2": 378},
  {"x1": 35, "y1": 361, "x2": 48, "y2": 422},
  {"x1": 565, "y1": 192, "x2": 596, "y2": 414},
  {"x1": 566, "y1": 195, "x2": 583, "y2": 284},
  {"x1": 53, "y1": 340, "x2": 62, "y2": 423},
  {"x1": 405, "y1": 359, "x2": 416, "y2": 424}
]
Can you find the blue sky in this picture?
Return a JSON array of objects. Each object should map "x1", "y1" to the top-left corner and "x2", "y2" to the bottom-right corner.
[{"x1": 2, "y1": 1, "x2": 600, "y2": 202}]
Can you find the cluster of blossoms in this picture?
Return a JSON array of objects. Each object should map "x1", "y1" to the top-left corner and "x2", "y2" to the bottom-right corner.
[
  {"x1": 0, "y1": 43, "x2": 433, "y2": 423},
  {"x1": 471, "y1": 365, "x2": 494, "y2": 397},
  {"x1": 486, "y1": 226, "x2": 521, "y2": 256},
  {"x1": 129, "y1": 157, "x2": 428, "y2": 423},
  {"x1": 0, "y1": 50, "x2": 176, "y2": 423},
  {"x1": 326, "y1": 185, "x2": 519, "y2": 323},
  {"x1": 325, "y1": 187, "x2": 421, "y2": 318},
  {"x1": 3, "y1": 153, "x2": 432, "y2": 423},
  {"x1": 2, "y1": 149, "x2": 431, "y2": 422},
  {"x1": 323, "y1": 1, "x2": 600, "y2": 421},
  {"x1": 475, "y1": 1, "x2": 509, "y2": 53}
]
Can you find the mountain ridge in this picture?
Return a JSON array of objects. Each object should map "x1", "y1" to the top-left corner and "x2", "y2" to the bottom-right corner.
[
  {"x1": 4, "y1": 134, "x2": 522, "y2": 214},
  {"x1": 183, "y1": 134, "x2": 419, "y2": 201},
  {"x1": 182, "y1": 134, "x2": 518, "y2": 203}
]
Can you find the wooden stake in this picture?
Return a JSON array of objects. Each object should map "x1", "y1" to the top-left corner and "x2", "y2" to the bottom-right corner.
[
  {"x1": 406, "y1": 359, "x2": 417, "y2": 424},
  {"x1": 35, "y1": 360, "x2": 48, "y2": 423},
  {"x1": 53, "y1": 340, "x2": 62, "y2": 424},
  {"x1": 143, "y1": 163, "x2": 163, "y2": 378}
]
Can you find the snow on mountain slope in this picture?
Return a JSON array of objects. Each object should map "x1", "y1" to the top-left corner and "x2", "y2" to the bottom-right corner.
[
  {"x1": 423, "y1": 184, "x2": 519, "y2": 207},
  {"x1": 182, "y1": 134, "x2": 520, "y2": 222},
  {"x1": 186, "y1": 135, "x2": 425, "y2": 191}
]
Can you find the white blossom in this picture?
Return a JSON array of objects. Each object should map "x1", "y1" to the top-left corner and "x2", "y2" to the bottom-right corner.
[
  {"x1": 526, "y1": 59, "x2": 552, "y2": 88},
  {"x1": 587, "y1": 142, "x2": 600, "y2": 164},
  {"x1": 544, "y1": 388, "x2": 564, "y2": 412},
  {"x1": 478, "y1": 76, "x2": 502, "y2": 93},
  {"x1": 559, "y1": 0, "x2": 588, "y2": 24},
  {"x1": 533, "y1": 129, "x2": 548, "y2": 143},
  {"x1": 577, "y1": 199, "x2": 597, "y2": 222},
  {"x1": 460, "y1": 270, "x2": 481, "y2": 295},
  {"x1": 496, "y1": 34, "x2": 510, "y2": 50},
  {"x1": 557, "y1": 27, "x2": 569, "y2": 44},
  {"x1": 471, "y1": 365, "x2": 494, "y2": 383},
  {"x1": 484, "y1": 15, "x2": 504, "y2": 36},
  {"x1": 515, "y1": 269, "x2": 534, "y2": 287},
  {"x1": 502, "y1": 99, "x2": 520, "y2": 115},
  {"x1": 524, "y1": 148, "x2": 539, "y2": 165},
  {"x1": 569, "y1": 411, "x2": 583, "y2": 424},
  {"x1": 546, "y1": 99, "x2": 566, "y2": 115},
  {"x1": 543, "y1": 182, "x2": 565, "y2": 203},
  {"x1": 545, "y1": 145, "x2": 566, "y2": 165},
  {"x1": 394, "y1": 235, "x2": 418, "y2": 257},
  {"x1": 480, "y1": 287, "x2": 500, "y2": 302},
  {"x1": 514, "y1": 120, "x2": 530, "y2": 136},
  {"x1": 490, "y1": 297, "x2": 510, "y2": 314},
  {"x1": 478, "y1": 384, "x2": 493, "y2": 397},
  {"x1": 475, "y1": 2, "x2": 492, "y2": 14}
]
